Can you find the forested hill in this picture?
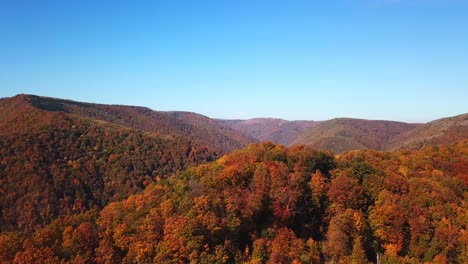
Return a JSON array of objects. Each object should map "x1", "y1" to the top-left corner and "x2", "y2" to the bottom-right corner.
[
  {"x1": 4, "y1": 94, "x2": 466, "y2": 155},
  {"x1": 217, "y1": 118, "x2": 319, "y2": 146},
  {"x1": 219, "y1": 115, "x2": 467, "y2": 154},
  {"x1": 290, "y1": 115, "x2": 468, "y2": 154},
  {"x1": 0, "y1": 95, "x2": 223, "y2": 232},
  {"x1": 1, "y1": 94, "x2": 256, "y2": 153},
  {"x1": 1, "y1": 141, "x2": 466, "y2": 263},
  {"x1": 387, "y1": 113, "x2": 468, "y2": 150},
  {"x1": 290, "y1": 118, "x2": 420, "y2": 153},
  {"x1": 0, "y1": 94, "x2": 467, "y2": 263}
]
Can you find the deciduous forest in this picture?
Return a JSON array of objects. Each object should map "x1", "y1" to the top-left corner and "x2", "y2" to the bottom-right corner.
[
  {"x1": 2, "y1": 0, "x2": 468, "y2": 262},
  {"x1": 1, "y1": 140, "x2": 466, "y2": 263}
]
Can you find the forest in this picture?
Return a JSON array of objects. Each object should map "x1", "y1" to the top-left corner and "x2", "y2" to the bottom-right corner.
[
  {"x1": 1, "y1": 140, "x2": 466, "y2": 263},
  {"x1": 1, "y1": 0, "x2": 468, "y2": 260},
  {"x1": 0, "y1": 109, "x2": 217, "y2": 233}
]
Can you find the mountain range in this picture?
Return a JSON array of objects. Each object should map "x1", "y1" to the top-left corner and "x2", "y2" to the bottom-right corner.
[
  {"x1": 2, "y1": 94, "x2": 467, "y2": 155},
  {"x1": 218, "y1": 112, "x2": 468, "y2": 154},
  {"x1": 0, "y1": 94, "x2": 256, "y2": 152},
  {"x1": 217, "y1": 118, "x2": 319, "y2": 146},
  {"x1": 0, "y1": 94, "x2": 467, "y2": 263}
]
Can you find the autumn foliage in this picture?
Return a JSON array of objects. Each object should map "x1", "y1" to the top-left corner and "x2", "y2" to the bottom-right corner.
[{"x1": 1, "y1": 139, "x2": 467, "y2": 263}]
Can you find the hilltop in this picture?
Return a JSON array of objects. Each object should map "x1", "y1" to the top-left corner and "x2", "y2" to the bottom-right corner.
[{"x1": 0, "y1": 94, "x2": 255, "y2": 153}]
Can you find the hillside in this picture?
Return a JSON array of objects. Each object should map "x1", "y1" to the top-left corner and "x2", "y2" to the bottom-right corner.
[
  {"x1": 0, "y1": 94, "x2": 260, "y2": 232},
  {"x1": 4, "y1": 94, "x2": 256, "y2": 153},
  {"x1": 0, "y1": 94, "x2": 467, "y2": 263},
  {"x1": 0, "y1": 99, "x2": 219, "y2": 232},
  {"x1": 217, "y1": 118, "x2": 318, "y2": 145},
  {"x1": 387, "y1": 113, "x2": 468, "y2": 150},
  {"x1": 1, "y1": 141, "x2": 466, "y2": 263},
  {"x1": 291, "y1": 118, "x2": 420, "y2": 153}
]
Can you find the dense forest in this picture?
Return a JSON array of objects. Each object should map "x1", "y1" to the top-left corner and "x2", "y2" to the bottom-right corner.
[
  {"x1": 219, "y1": 114, "x2": 468, "y2": 154},
  {"x1": 218, "y1": 118, "x2": 319, "y2": 146},
  {"x1": 0, "y1": 95, "x2": 467, "y2": 263},
  {"x1": 23, "y1": 94, "x2": 256, "y2": 153},
  {"x1": 1, "y1": 0, "x2": 467, "y2": 258},
  {"x1": 1, "y1": 141, "x2": 466, "y2": 263},
  {"x1": 290, "y1": 118, "x2": 420, "y2": 153},
  {"x1": 0, "y1": 111, "x2": 217, "y2": 233}
]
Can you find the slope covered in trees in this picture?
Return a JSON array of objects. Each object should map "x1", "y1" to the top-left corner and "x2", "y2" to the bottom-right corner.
[
  {"x1": 218, "y1": 118, "x2": 318, "y2": 146},
  {"x1": 387, "y1": 113, "x2": 468, "y2": 150},
  {"x1": 289, "y1": 115, "x2": 468, "y2": 154},
  {"x1": 0, "y1": 106, "x2": 218, "y2": 233},
  {"x1": 4, "y1": 94, "x2": 466, "y2": 155},
  {"x1": 2, "y1": 141, "x2": 466, "y2": 263},
  {"x1": 3, "y1": 94, "x2": 255, "y2": 153},
  {"x1": 0, "y1": 95, "x2": 233, "y2": 233},
  {"x1": 291, "y1": 118, "x2": 420, "y2": 153}
]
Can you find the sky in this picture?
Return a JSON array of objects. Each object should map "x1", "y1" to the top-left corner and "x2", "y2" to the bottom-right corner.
[{"x1": 1, "y1": 0, "x2": 467, "y2": 122}]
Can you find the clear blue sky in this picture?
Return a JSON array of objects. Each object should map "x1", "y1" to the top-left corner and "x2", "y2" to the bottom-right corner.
[{"x1": 1, "y1": 0, "x2": 467, "y2": 122}]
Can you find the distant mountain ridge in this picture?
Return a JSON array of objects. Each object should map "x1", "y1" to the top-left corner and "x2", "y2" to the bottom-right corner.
[
  {"x1": 2, "y1": 94, "x2": 256, "y2": 153},
  {"x1": 387, "y1": 113, "x2": 468, "y2": 150},
  {"x1": 219, "y1": 115, "x2": 468, "y2": 154},
  {"x1": 290, "y1": 118, "x2": 421, "y2": 153},
  {"x1": 217, "y1": 118, "x2": 319, "y2": 146},
  {"x1": 3, "y1": 94, "x2": 466, "y2": 155}
]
